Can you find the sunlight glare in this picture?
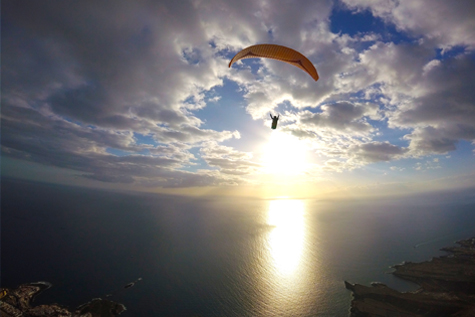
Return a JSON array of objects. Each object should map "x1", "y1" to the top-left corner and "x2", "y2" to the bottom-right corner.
[
  {"x1": 261, "y1": 131, "x2": 308, "y2": 175},
  {"x1": 267, "y1": 199, "x2": 305, "y2": 275}
]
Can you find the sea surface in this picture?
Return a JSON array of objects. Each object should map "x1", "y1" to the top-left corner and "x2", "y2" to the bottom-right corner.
[{"x1": 2, "y1": 179, "x2": 475, "y2": 316}]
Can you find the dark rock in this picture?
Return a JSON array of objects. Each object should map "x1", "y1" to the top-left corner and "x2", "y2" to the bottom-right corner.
[{"x1": 346, "y1": 237, "x2": 475, "y2": 317}]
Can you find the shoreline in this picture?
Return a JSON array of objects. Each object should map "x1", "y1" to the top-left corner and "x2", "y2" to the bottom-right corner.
[
  {"x1": 345, "y1": 237, "x2": 475, "y2": 316},
  {"x1": 0, "y1": 282, "x2": 126, "y2": 317}
]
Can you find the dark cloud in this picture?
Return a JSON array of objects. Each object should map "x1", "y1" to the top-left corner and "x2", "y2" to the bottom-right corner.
[
  {"x1": 393, "y1": 55, "x2": 475, "y2": 126},
  {"x1": 349, "y1": 141, "x2": 408, "y2": 163},
  {"x1": 390, "y1": 54, "x2": 475, "y2": 155},
  {"x1": 0, "y1": 104, "x2": 233, "y2": 187},
  {"x1": 152, "y1": 126, "x2": 239, "y2": 144},
  {"x1": 404, "y1": 127, "x2": 458, "y2": 155},
  {"x1": 2, "y1": 0, "x2": 244, "y2": 187},
  {"x1": 1, "y1": 106, "x2": 140, "y2": 154},
  {"x1": 83, "y1": 173, "x2": 135, "y2": 184},
  {"x1": 134, "y1": 105, "x2": 190, "y2": 128},
  {"x1": 2, "y1": 0, "x2": 224, "y2": 129},
  {"x1": 299, "y1": 102, "x2": 379, "y2": 133}
]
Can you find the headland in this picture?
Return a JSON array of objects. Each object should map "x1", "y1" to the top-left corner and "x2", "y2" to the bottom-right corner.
[
  {"x1": 0, "y1": 282, "x2": 126, "y2": 317},
  {"x1": 345, "y1": 237, "x2": 475, "y2": 316}
]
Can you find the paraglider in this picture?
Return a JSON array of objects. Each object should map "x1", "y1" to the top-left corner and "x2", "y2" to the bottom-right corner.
[
  {"x1": 270, "y1": 113, "x2": 279, "y2": 129},
  {"x1": 229, "y1": 44, "x2": 319, "y2": 129},
  {"x1": 228, "y1": 44, "x2": 319, "y2": 81}
]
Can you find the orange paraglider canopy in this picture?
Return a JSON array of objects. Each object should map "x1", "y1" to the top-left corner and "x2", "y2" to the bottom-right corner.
[{"x1": 228, "y1": 44, "x2": 319, "y2": 81}]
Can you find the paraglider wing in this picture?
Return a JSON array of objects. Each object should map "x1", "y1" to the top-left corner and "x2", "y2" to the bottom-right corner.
[{"x1": 228, "y1": 44, "x2": 319, "y2": 81}]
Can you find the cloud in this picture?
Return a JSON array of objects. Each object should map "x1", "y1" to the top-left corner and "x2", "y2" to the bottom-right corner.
[
  {"x1": 345, "y1": 38, "x2": 475, "y2": 157},
  {"x1": 392, "y1": 54, "x2": 475, "y2": 125},
  {"x1": 388, "y1": 51, "x2": 475, "y2": 155},
  {"x1": 356, "y1": 42, "x2": 434, "y2": 95},
  {"x1": 404, "y1": 127, "x2": 458, "y2": 155},
  {"x1": 413, "y1": 159, "x2": 441, "y2": 171},
  {"x1": 299, "y1": 102, "x2": 379, "y2": 134},
  {"x1": 340, "y1": 0, "x2": 475, "y2": 49},
  {"x1": 390, "y1": 166, "x2": 405, "y2": 171},
  {"x1": 322, "y1": 159, "x2": 348, "y2": 172},
  {"x1": 200, "y1": 142, "x2": 261, "y2": 176},
  {"x1": 349, "y1": 141, "x2": 408, "y2": 163},
  {"x1": 2, "y1": 0, "x2": 246, "y2": 187},
  {"x1": 1, "y1": 102, "x2": 239, "y2": 187},
  {"x1": 2, "y1": 0, "x2": 229, "y2": 130},
  {"x1": 2, "y1": 0, "x2": 474, "y2": 189}
]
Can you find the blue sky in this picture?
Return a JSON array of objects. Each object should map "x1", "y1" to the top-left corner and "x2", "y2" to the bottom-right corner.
[{"x1": 2, "y1": 0, "x2": 475, "y2": 198}]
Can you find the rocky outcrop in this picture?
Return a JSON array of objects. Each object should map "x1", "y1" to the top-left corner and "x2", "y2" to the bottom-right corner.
[
  {"x1": 345, "y1": 237, "x2": 475, "y2": 317},
  {"x1": 0, "y1": 282, "x2": 126, "y2": 317}
]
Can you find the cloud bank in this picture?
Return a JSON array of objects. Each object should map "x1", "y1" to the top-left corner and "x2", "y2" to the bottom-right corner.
[{"x1": 2, "y1": 0, "x2": 474, "y2": 190}]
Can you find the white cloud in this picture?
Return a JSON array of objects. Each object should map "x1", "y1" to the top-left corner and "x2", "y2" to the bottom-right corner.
[
  {"x1": 200, "y1": 142, "x2": 261, "y2": 176},
  {"x1": 412, "y1": 159, "x2": 441, "y2": 171},
  {"x1": 322, "y1": 159, "x2": 352, "y2": 172},
  {"x1": 341, "y1": 0, "x2": 475, "y2": 49},
  {"x1": 390, "y1": 166, "x2": 405, "y2": 171}
]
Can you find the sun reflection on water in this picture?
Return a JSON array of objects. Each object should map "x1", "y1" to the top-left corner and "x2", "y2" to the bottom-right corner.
[
  {"x1": 259, "y1": 199, "x2": 312, "y2": 315},
  {"x1": 267, "y1": 199, "x2": 305, "y2": 276},
  {"x1": 251, "y1": 199, "x2": 329, "y2": 315}
]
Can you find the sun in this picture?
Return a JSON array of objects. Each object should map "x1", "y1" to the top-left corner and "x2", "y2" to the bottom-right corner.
[{"x1": 261, "y1": 131, "x2": 308, "y2": 175}]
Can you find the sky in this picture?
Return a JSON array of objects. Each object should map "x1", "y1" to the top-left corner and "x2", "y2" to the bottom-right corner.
[{"x1": 2, "y1": 0, "x2": 475, "y2": 199}]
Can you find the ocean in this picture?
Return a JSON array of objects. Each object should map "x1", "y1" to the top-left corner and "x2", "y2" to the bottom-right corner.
[{"x1": 2, "y1": 179, "x2": 475, "y2": 316}]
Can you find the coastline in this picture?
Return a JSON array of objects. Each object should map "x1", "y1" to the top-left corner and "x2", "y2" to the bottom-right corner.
[
  {"x1": 0, "y1": 282, "x2": 126, "y2": 317},
  {"x1": 345, "y1": 237, "x2": 475, "y2": 316}
]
